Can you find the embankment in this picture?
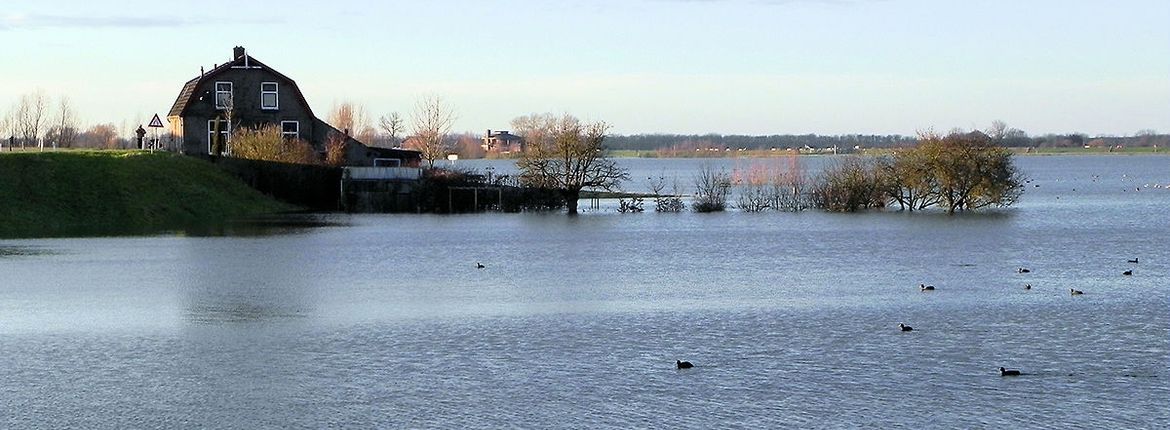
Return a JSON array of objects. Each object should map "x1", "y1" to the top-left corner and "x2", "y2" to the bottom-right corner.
[{"x1": 0, "y1": 151, "x2": 295, "y2": 237}]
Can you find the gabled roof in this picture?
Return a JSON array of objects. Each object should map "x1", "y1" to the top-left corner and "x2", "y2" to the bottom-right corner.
[
  {"x1": 488, "y1": 131, "x2": 522, "y2": 142},
  {"x1": 168, "y1": 53, "x2": 316, "y2": 118}
]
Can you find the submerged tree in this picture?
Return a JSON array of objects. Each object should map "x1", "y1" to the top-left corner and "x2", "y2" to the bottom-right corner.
[
  {"x1": 692, "y1": 164, "x2": 732, "y2": 212},
  {"x1": 810, "y1": 156, "x2": 888, "y2": 212},
  {"x1": 515, "y1": 113, "x2": 628, "y2": 215},
  {"x1": 885, "y1": 146, "x2": 939, "y2": 211},
  {"x1": 920, "y1": 131, "x2": 1024, "y2": 213},
  {"x1": 816, "y1": 130, "x2": 1024, "y2": 213}
]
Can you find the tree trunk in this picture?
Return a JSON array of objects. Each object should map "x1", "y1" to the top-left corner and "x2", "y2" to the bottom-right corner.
[{"x1": 563, "y1": 188, "x2": 581, "y2": 215}]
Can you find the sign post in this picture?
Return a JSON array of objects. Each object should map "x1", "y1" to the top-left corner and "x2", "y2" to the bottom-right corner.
[{"x1": 147, "y1": 114, "x2": 165, "y2": 153}]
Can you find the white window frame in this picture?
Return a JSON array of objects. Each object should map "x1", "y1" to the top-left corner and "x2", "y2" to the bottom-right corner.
[
  {"x1": 214, "y1": 81, "x2": 233, "y2": 110},
  {"x1": 260, "y1": 82, "x2": 279, "y2": 110},
  {"x1": 207, "y1": 119, "x2": 231, "y2": 154},
  {"x1": 281, "y1": 121, "x2": 299, "y2": 140}
]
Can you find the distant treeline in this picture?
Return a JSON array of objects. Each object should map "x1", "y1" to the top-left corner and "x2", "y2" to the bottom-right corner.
[
  {"x1": 605, "y1": 132, "x2": 1170, "y2": 152},
  {"x1": 606, "y1": 134, "x2": 915, "y2": 151}
]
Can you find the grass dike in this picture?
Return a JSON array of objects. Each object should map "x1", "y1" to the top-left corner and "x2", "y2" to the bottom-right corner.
[{"x1": 0, "y1": 150, "x2": 296, "y2": 238}]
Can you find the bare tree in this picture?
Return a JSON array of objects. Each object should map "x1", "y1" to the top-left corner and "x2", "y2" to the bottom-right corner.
[
  {"x1": 409, "y1": 95, "x2": 457, "y2": 168},
  {"x1": 516, "y1": 113, "x2": 629, "y2": 215},
  {"x1": 0, "y1": 108, "x2": 11, "y2": 149},
  {"x1": 378, "y1": 112, "x2": 405, "y2": 147},
  {"x1": 14, "y1": 90, "x2": 49, "y2": 150},
  {"x1": 986, "y1": 120, "x2": 1009, "y2": 144},
  {"x1": 47, "y1": 96, "x2": 79, "y2": 149},
  {"x1": 80, "y1": 124, "x2": 119, "y2": 149},
  {"x1": 648, "y1": 173, "x2": 684, "y2": 212},
  {"x1": 328, "y1": 101, "x2": 375, "y2": 144},
  {"x1": 324, "y1": 132, "x2": 348, "y2": 166},
  {"x1": 692, "y1": 164, "x2": 731, "y2": 212},
  {"x1": 210, "y1": 96, "x2": 235, "y2": 156},
  {"x1": 328, "y1": 101, "x2": 356, "y2": 133}
]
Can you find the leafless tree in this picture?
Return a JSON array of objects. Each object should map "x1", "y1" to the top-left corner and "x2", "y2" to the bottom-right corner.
[
  {"x1": 13, "y1": 90, "x2": 49, "y2": 150},
  {"x1": 378, "y1": 112, "x2": 405, "y2": 147},
  {"x1": 692, "y1": 164, "x2": 731, "y2": 212},
  {"x1": 324, "y1": 132, "x2": 348, "y2": 166},
  {"x1": 0, "y1": 108, "x2": 11, "y2": 149},
  {"x1": 648, "y1": 174, "x2": 685, "y2": 212},
  {"x1": 986, "y1": 120, "x2": 1009, "y2": 144},
  {"x1": 409, "y1": 95, "x2": 457, "y2": 168},
  {"x1": 80, "y1": 124, "x2": 119, "y2": 149},
  {"x1": 329, "y1": 101, "x2": 375, "y2": 144},
  {"x1": 210, "y1": 96, "x2": 235, "y2": 156},
  {"x1": 46, "y1": 96, "x2": 79, "y2": 149},
  {"x1": 515, "y1": 113, "x2": 628, "y2": 215}
]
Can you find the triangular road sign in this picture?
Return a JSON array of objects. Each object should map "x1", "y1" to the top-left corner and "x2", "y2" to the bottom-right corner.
[{"x1": 148, "y1": 114, "x2": 165, "y2": 128}]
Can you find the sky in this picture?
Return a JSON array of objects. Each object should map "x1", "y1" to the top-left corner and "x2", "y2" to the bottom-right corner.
[{"x1": 2, "y1": 0, "x2": 1168, "y2": 136}]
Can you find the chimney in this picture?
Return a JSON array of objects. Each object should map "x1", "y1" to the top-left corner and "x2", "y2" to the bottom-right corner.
[
  {"x1": 233, "y1": 46, "x2": 245, "y2": 59},
  {"x1": 487, "y1": 129, "x2": 492, "y2": 137}
]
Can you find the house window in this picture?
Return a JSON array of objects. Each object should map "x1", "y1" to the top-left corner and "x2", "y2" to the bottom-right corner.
[
  {"x1": 214, "y1": 82, "x2": 233, "y2": 110},
  {"x1": 207, "y1": 119, "x2": 231, "y2": 155},
  {"x1": 281, "y1": 121, "x2": 299, "y2": 140},
  {"x1": 261, "y1": 82, "x2": 278, "y2": 110}
]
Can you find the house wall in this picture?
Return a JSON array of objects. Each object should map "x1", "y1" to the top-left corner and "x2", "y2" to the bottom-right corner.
[
  {"x1": 178, "y1": 67, "x2": 317, "y2": 157},
  {"x1": 168, "y1": 49, "x2": 423, "y2": 167}
]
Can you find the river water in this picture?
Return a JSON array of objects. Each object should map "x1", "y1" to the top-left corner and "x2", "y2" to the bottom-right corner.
[{"x1": 1, "y1": 155, "x2": 1168, "y2": 428}]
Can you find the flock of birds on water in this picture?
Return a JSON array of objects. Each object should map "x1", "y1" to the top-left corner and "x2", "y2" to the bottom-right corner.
[{"x1": 475, "y1": 259, "x2": 1141, "y2": 376}]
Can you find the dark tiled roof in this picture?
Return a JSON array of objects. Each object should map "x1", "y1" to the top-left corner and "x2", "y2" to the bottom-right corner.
[
  {"x1": 167, "y1": 54, "x2": 316, "y2": 118},
  {"x1": 490, "y1": 132, "x2": 522, "y2": 142},
  {"x1": 167, "y1": 78, "x2": 199, "y2": 117}
]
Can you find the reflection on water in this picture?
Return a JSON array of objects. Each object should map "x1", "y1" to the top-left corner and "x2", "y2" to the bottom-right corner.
[
  {"x1": 185, "y1": 302, "x2": 310, "y2": 324},
  {"x1": 0, "y1": 245, "x2": 58, "y2": 258},
  {"x1": 0, "y1": 156, "x2": 1167, "y2": 428},
  {"x1": 180, "y1": 213, "x2": 350, "y2": 237}
]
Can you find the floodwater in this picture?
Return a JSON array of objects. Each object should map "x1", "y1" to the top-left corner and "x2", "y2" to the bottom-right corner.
[{"x1": 1, "y1": 155, "x2": 1168, "y2": 428}]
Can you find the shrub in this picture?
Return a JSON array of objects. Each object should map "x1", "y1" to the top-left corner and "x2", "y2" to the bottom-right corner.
[
  {"x1": 229, "y1": 125, "x2": 320, "y2": 165},
  {"x1": 618, "y1": 197, "x2": 644, "y2": 213},
  {"x1": 692, "y1": 165, "x2": 731, "y2": 212}
]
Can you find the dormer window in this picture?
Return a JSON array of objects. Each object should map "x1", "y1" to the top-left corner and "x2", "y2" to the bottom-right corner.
[
  {"x1": 214, "y1": 82, "x2": 233, "y2": 109},
  {"x1": 261, "y1": 82, "x2": 278, "y2": 110}
]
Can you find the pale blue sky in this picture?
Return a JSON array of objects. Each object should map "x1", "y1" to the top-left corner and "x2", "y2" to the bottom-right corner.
[{"x1": 2, "y1": 0, "x2": 1167, "y2": 136}]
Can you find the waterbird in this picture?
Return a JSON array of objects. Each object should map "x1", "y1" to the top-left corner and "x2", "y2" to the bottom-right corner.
[
  {"x1": 1018, "y1": 268, "x2": 1031, "y2": 274},
  {"x1": 1123, "y1": 270, "x2": 1133, "y2": 276},
  {"x1": 1024, "y1": 284, "x2": 1032, "y2": 290},
  {"x1": 1000, "y1": 367, "x2": 1022, "y2": 376},
  {"x1": 676, "y1": 360, "x2": 694, "y2": 369},
  {"x1": 920, "y1": 284, "x2": 935, "y2": 291},
  {"x1": 1127, "y1": 258, "x2": 1138, "y2": 264},
  {"x1": 899, "y1": 323, "x2": 913, "y2": 332},
  {"x1": 476, "y1": 262, "x2": 485, "y2": 269},
  {"x1": 1070, "y1": 288, "x2": 1084, "y2": 295}
]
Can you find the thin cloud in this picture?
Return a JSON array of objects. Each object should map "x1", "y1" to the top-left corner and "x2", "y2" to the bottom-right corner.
[
  {"x1": 652, "y1": 0, "x2": 878, "y2": 5},
  {"x1": 0, "y1": 14, "x2": 279, "y2": 30}
]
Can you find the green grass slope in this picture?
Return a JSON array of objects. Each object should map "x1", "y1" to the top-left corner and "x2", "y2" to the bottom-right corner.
[{"x1": 0, "y1": 150, "x2": 295, "y2": 237}]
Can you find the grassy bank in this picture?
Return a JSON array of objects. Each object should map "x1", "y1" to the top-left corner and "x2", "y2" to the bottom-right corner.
[{"x1": 0, "y1": 150, "x2": 295, "y2": 238}]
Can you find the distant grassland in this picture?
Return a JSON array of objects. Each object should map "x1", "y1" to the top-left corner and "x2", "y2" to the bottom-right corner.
[{"x1": 0, "y1": 150, "x2": 294, "y2": 238}]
